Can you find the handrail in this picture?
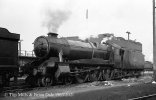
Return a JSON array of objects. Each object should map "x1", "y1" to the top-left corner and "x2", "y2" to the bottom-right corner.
[{"x1": 18, "y1": 50, "x2": 35, "y2": 57}]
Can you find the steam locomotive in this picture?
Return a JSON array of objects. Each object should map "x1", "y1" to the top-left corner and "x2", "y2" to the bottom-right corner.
[{"x1": 25, "y1": 33, "x2": 145, "y2": 87}]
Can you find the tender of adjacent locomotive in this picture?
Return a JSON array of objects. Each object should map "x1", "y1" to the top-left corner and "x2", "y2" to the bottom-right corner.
[
  {"x1": 25, "y1": 33, "x2": 144, "y2": 87},
  {"x1": 144, "y1": 61, "x2": 153, "y2": 71},
  {"x1": 0, "y1": 28, "x2": 20, "y2": 86}
]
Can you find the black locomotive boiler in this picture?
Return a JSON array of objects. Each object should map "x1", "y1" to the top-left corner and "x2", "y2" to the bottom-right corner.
[{"x1": 25, "y1": 33, "x2": 145, "y2": 87}]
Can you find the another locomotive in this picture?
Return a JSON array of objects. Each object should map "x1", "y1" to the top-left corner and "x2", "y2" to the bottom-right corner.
[
  {"x1": 25, "y1": 33, "x2": 145, "y2": 87},
  {"x1": 0, "y1": 28, "x2": 20, "y2": 86}
]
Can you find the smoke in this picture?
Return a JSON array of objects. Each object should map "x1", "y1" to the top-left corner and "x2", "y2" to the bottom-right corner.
[{"x1": 42, "y1": 8, "x2": 71, "y2": 33}]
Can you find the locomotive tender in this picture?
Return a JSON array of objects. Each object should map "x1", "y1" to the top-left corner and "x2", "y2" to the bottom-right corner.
[
  {"x1": 0, "y1": 28, "x2": 20, "y2": 86},
  {"x1": 25, "y1": 33, "x2": 145, "y2": 87}
]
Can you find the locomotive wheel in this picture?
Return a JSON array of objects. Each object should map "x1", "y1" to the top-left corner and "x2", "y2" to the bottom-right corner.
[
  {"x1": 37, "y1": 78, "x2": 42, "y2": 87},
  {"x1": 90, "y1": 71, "x2": 98, "y2": 82},
  {"x1": 105, "y1": 69, "x2": 111, "y2": 81},
  {"x1": 26, "y1": 75, "x2": 37, "y2": 87},
  {"x1": 83, "y1": 73, "x2": 90, "y2": 82},
  {"x1": 80, "y1": 72, "x2": 90, "y2": 82},
  {"x1": 75, "y1": 75, "x2": 84, "y2": 83},
  {"x1": 97, "y1": 70, "x2": 102, "y2": 81},
  {"x1": 101, "y1": 70, "x2": 105, "y2": 81},
  {"x1": 41, "y1": 76, "x2": 53, "y2": 87},
  {"x1": 97, "y1": 70, "x2": 104, "y2": 81},
  {"x1": 64, "y1": 75, "x2": 73, "y2": 85}
]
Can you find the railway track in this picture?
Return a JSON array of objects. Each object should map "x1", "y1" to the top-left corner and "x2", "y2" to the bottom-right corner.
[
  {"x1": 1, "y1": 85, "x2": 32, "y2": 92},
  {"x1": 0, "y1": 84, "x2": 39, "y2": 98},
  {"x1": 129, "y1": 94, "x2": 156, "y2": 100},
  {"x1": 0, "y1": 76, "x2": 153, "y2": 98},
  {"x1": 0, "y1": 82, "x2": 77, "y2": 95}
]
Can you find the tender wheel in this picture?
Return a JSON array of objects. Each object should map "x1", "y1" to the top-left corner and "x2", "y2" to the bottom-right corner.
[
  {"x1": 41, "y1": 76, "x2": 53, "y2": 87},
  {"x1": 2, "y1": 74, "x2": 10, "y2": 87}
]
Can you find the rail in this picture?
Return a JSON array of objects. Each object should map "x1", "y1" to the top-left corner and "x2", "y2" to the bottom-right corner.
[
  {"x1": 129, "y1": 93, "x2": 156, "y2": 100},
  {"x1": 18, "y1": 50, "x2": 35, "y2": 57}
]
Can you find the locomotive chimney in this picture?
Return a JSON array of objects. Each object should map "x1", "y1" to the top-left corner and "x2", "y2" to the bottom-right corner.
[{"x1": 47, "y1": 32, "x2": 58, "y2": 38}]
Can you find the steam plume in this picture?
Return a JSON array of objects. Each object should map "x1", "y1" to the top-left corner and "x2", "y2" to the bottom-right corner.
[{"x1": 42, "y1": 9, "x2": 71, "y2": 33}]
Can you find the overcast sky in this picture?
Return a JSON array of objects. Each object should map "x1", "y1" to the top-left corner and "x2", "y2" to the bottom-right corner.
[{"x1": 0, "y1": 0, "x2": 153, "y2": 61}]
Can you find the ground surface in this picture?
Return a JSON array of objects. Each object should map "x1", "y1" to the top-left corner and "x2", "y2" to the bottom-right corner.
[{"x1": 0, "y1": 75, "x2": 156, "y2": 100}]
